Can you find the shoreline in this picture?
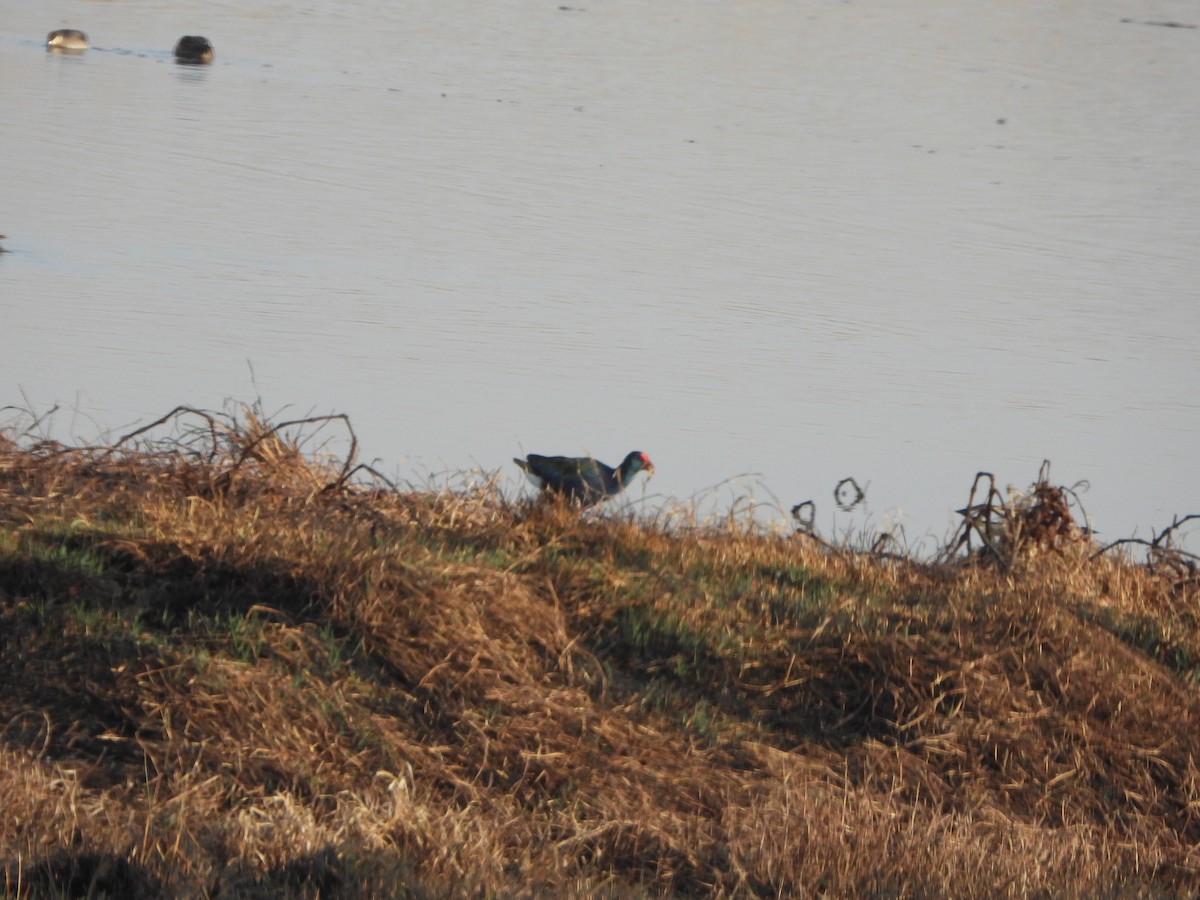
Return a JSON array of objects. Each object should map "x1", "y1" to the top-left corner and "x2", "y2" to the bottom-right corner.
[{"x1": 1, "y1": 406, "x2": 1198, "y2": 897}]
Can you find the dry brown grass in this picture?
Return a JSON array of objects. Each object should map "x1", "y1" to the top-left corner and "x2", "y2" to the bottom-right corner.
[{"x1": 1, "y1": 407, "x2": 1198, "y2": 898}]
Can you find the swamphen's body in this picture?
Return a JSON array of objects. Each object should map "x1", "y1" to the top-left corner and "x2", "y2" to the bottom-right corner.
[{"x1": 514, "y1": 451, "x2": 654, "y2": 507}]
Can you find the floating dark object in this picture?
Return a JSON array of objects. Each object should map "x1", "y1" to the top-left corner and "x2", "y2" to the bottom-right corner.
[
  {"x1": 46, "y1": 29, "x2": 89, "y2": 51},
  {"x1": 514, "y1": 451, "x2": 654, "y2": 507},
  {"x1": 174, "y1": 35, "x2": 214, "y2": 64}
]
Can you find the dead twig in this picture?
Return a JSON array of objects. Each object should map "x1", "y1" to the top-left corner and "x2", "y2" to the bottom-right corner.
[{"x1": 1092, "y1": 514, "x2": 1200, "y2": 585}]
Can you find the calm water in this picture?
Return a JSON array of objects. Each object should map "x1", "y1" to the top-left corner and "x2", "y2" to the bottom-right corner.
[{"x1": 3, "y1": 0, "x2": 1199, "y2": 550}]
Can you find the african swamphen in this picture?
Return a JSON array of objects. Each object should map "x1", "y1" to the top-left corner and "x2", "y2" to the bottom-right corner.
[{"x1": 514, "y1": 451, "x2": 654, "y2": 506}]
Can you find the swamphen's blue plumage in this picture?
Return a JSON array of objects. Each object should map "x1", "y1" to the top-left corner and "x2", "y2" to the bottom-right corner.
[{"x1": 514, "y1": 451, "x2": 654, "y2": 506}]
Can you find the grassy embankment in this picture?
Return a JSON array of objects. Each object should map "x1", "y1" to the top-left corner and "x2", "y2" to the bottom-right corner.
[{"x1": 1, "y1": 406, "x2": 1198, "y2": 898}]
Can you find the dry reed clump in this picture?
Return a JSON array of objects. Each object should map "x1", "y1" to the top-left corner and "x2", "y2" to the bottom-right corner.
[
  {"x1": 946, "y1": 460, "x2": 1098, "y2": 571},
  {"x1": 1, "y1": 406, "x2": 1199, "y2": 898}
]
